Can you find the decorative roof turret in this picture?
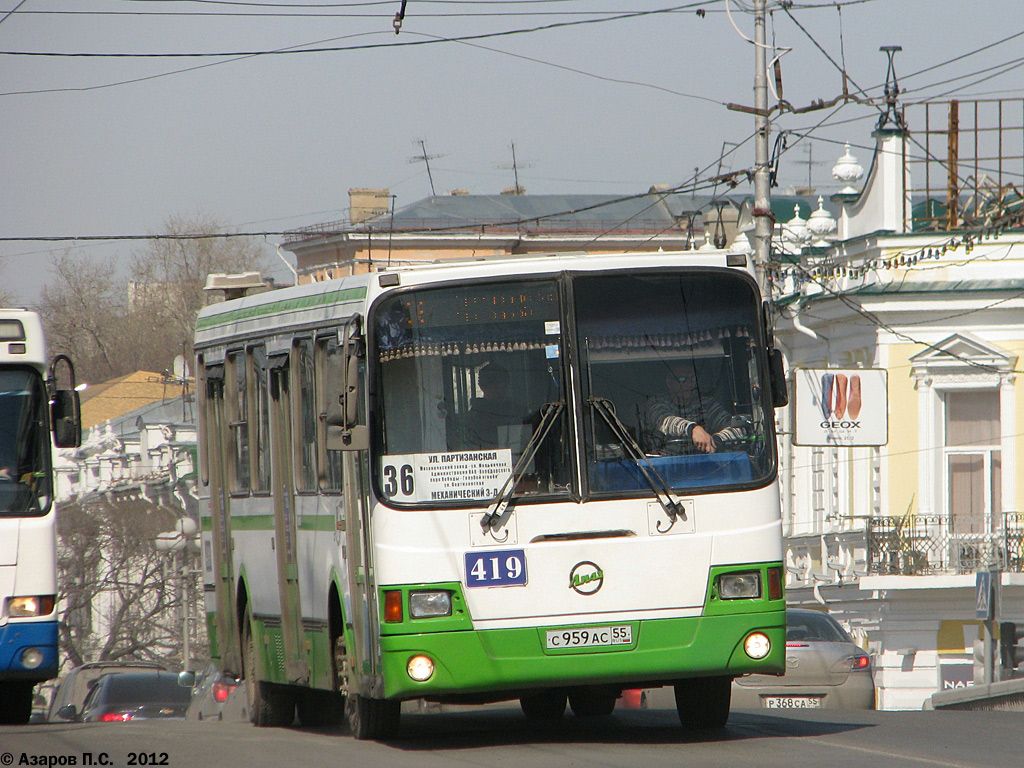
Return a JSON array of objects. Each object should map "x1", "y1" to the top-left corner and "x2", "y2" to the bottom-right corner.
[{"x1": 832, "y1": 143, "x2": 865, "y2": 195}]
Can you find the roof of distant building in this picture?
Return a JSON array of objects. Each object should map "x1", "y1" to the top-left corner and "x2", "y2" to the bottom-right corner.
[
  {"x1": 80, "y1": 371, "x2": 192, "y2": 429},
  {"x1": 284, "y1": 190, "x2": 826, "y2": 244}
]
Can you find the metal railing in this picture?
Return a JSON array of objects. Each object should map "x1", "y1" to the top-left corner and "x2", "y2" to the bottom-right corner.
[{"x1": 867, "y1": 513, "x2": 1024, "y2": 575}]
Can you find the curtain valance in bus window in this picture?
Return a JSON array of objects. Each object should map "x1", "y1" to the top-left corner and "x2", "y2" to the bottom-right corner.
[
  {"x1": 582, "y1": 327, "x2": 754, "y2": 356},
  {"x1": 378, "y1": 338, "x2": 551, "y2": 363}
]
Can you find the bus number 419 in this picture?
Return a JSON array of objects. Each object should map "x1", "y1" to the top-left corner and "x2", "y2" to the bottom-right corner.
[{"x1": 465, "y1": 549, "x2": 527, "y2": 587}]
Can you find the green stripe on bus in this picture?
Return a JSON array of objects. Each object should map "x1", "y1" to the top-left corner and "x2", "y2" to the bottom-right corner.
[
  {"x1": 195, "y1": 286, "x2": 367, "y2": 330},
  {"x1": 204, "y1": 514, "x2": 336, "y2": 532}
]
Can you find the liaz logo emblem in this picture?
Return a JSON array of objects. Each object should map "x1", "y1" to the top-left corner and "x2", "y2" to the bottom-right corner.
[{"x1": 569, "y1": 561, "x2": 604, "y2": 595}]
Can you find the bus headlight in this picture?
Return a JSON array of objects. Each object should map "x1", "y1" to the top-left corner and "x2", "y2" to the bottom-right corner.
[
  {"x1": 407, "y1": 655, "x2": 435, "y2": 682},
  {"x1": 21, "y1": 648, "x2": 44, "y2": 670},
  {"x1": 409, "y1": 591, "x2": 452, "y2": 618},
  {"x1": 718, "y1": 572, "x2": 761, "y2": 600},
  {"x1": 6, "y1": 595, "x2": 55, "y2": 617},
  {"x1": 744, "y1": 632, "x2": 771, "y2": 660}
]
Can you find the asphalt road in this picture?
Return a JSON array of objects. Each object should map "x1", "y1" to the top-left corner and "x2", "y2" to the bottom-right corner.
[{"x1": 2, "y1": 703, "x2": 1021, "y2": 768}]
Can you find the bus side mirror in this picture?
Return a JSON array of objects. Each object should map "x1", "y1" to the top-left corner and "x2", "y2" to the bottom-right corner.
[
  {"x1": 326, "y1": 423, "x2": 368, "y2": 452},
  {"x1": 329, "y1": 316, "x2": 367, "y2": 451},
  {"x1": 47, "y1": 353, "x2": 82, "y2": 448},
  {"x1": 52, "y1": 389, "x2": 82, "y2": 448},
  {"x1": 769, "y1": 348, "x2": 788, "y2": 408}
]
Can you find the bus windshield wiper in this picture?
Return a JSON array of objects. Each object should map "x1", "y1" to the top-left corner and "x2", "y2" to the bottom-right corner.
[
  {"x1": 588, "y1": 396, "x2": 687, "y2": 524},
  {"x1": 480, "y1": 400, "x2": 564, "y2": 530}
]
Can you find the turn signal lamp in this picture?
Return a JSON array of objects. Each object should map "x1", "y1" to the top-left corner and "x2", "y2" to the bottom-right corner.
[
  {"x1": 767, "y1": 567, "x2": 783, "y2": 601},
  {"x1": 384, "y1": 590, "x2": 403, "y2": 623}
]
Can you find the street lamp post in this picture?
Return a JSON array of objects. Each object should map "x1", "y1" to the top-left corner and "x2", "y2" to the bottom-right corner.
[{"x1": 155, "y1": 518, "x2": 199, "y2": 670}]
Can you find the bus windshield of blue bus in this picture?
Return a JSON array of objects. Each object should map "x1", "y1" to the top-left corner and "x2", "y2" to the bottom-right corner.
[
  {"x1": 0, "y1": 370, "x2": 52, "y2": 516},
  {"x1": 372, "y1": 270, "x2": 774, "y2": 507}
]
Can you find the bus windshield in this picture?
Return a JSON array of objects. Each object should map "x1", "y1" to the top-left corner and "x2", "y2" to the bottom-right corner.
[
  {"x1": 574, "y1": 271, "x2": 774, "y2": 495},
  {"x1": 374, "y1": 279, "x2": 572, "y2": 506},
  {"x1": 0, "y1": 370, "x2": 52, "y2": 517},
  {"x1": 372, "y1": 270, "x2": 774, "y2": 507}
]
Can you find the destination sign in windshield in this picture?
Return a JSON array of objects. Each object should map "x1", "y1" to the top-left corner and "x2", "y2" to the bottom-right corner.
[{"x1": 380, "y1": 450, "x2": 513, "y2": 503}]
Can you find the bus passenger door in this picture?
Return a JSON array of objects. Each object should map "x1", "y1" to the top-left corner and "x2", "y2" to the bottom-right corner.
[
  {"x1": 269, "y1": 356, "x2": 309, "y2": 684},
  {"x1": 324, "y1": 320, "x2": 380, "y2": 696},
  {"x1": 202, "y1": 362, "x2": 241, "y2": 675}
]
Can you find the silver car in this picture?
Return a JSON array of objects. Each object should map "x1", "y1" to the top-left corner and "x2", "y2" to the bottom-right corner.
[{"x1": 732, "y1": 608, "x2": 874, "y2": 710}]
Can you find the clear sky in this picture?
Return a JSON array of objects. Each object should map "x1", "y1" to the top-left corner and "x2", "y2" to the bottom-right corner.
[{"x1": 2, "y1": 0, "x2": 1022, "y2": 304}]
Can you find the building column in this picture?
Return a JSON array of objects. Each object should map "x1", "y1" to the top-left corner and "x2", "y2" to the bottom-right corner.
[
  {"x1": 916, "y1": 376, "x2": 935, "y2": 516},
  {"x1": 1000, "y1": 374, "x2": 1017, "y2": 515}
]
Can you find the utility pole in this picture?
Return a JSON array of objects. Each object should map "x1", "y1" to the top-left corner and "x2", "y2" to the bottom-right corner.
[{"x1": 752, "y1": 0, "x2": 772, "y2": 289}]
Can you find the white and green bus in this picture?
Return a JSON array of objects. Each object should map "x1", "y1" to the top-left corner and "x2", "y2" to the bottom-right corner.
[{"x1": 194, "y1": 249, "x2": 788, "y2": 738}]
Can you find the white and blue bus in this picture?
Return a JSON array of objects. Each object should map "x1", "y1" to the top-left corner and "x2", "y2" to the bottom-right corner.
[
  {"x1": 0, "y1": 309, "x2": 81, "y2": 724},
  {"x1": 194, "y1": 249, "x2": 789, "y2": 738}
]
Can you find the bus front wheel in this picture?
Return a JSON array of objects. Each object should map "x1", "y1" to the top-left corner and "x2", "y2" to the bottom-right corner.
[
  {"x1": 346, "y1": 693, "x2": 400, "y2": 740},
  {"x1": 568, "y1": 687, "x2": 617, "y2": 717},
  {"x1": 0, "y1": 682, "x2": 33, "y2": 724},
  {"x1": 520, "y1": 689, "x2": 567, "y2": 721},
  {"x1": 673, "y1": 676, "x2": 731, "y2": 730}
]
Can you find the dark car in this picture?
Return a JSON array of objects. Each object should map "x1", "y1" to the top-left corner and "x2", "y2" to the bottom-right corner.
[
  {"x1": 732, "y1": 608, "x2": 875, "y2": 710},
  {"x1": 47, "y1": 661, "x2": 167, "y2": 722},
  {"x1": 58, "y1": 670, "x2": 191, "y2": 722}
]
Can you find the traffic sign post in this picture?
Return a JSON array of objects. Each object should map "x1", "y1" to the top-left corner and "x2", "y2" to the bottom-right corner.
[{"x1": 976, "y1": 570, "x2": 1001, "y2": 684}]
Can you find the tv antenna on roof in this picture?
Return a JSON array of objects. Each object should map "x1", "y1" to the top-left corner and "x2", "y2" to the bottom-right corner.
[
  {"x1": 495, "y1": 141, "x2": 532, "y2": 195},
  {"x1": 408, "y1": 138, "x2": 446, "y2": 196}
]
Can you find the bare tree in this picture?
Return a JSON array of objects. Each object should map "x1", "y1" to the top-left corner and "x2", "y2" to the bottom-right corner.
[
  {"x1": 0, "y1": 262, "x2": 16, "y2": 307},
  {"x1": 39, "y1": 252, "x2": 129, "y2": 384},
  {"x1": 57, "y1": 495, "x2": 206, "y2": 669},
  {"x1": 128, "y1": 212, "x2": 270, "y2": 372},
  {"x1": 40, "y1": 214, "x2": 270, "y2": 383}
]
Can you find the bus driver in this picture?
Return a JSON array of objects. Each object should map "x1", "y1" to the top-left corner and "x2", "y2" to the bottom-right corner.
[{"x1": 645, "y1": 361, "x2": 746, "y2": 455}]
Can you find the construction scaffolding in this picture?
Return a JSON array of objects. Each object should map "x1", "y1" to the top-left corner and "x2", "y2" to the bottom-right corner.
[{"x1": 908, "y1": 98, "x2": 1024, "y2": 232}]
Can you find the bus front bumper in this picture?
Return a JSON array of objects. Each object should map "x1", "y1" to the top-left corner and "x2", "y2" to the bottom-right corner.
[{"x1": 379, "y1": 611, "x2": 785, "y2": 700}]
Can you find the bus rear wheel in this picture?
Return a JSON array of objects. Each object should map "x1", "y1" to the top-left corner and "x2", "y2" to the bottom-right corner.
[
  {"x1": 346, "y1": 693, "x2": 400, "y2": 740},
  {"x1": 673, "y1": 675, "x2": 731, "y2": 730},
  {"x1": 520, "y1": 689, "x2": 567, "y2": 721},
  {"x1": 241, "y1": 607, "x2": 294, "y2": 727}
]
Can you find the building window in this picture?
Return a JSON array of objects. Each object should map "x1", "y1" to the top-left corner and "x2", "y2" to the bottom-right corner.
[
  {"x1": 910, "y1": 333, "x2": 1016, "y2": 557},
  {"x1": 944, "y1": 390, "x2": 1001, "y2": 534}
]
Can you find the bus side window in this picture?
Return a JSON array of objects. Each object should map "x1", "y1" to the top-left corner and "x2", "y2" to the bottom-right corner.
[
  {"x1": 294, "y1": 339, "x2": 317, "y2": 492},
  {"x1": 250, "y1": 345, "x2": 271, "y2": 493},
  {"x1": 317, "y1": 335, "x2": 344, "y2": 491},
  {"x1": 199, "y1": 361, "x2": 225, "y2": 488},
  {"x1": 226, "y1": 350, "x2": 250, "y2": 493}
]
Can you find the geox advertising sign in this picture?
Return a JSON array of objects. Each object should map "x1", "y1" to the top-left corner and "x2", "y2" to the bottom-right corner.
[{"x1": 793, "y1": 368, "x2": 888, "y2": 447}]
